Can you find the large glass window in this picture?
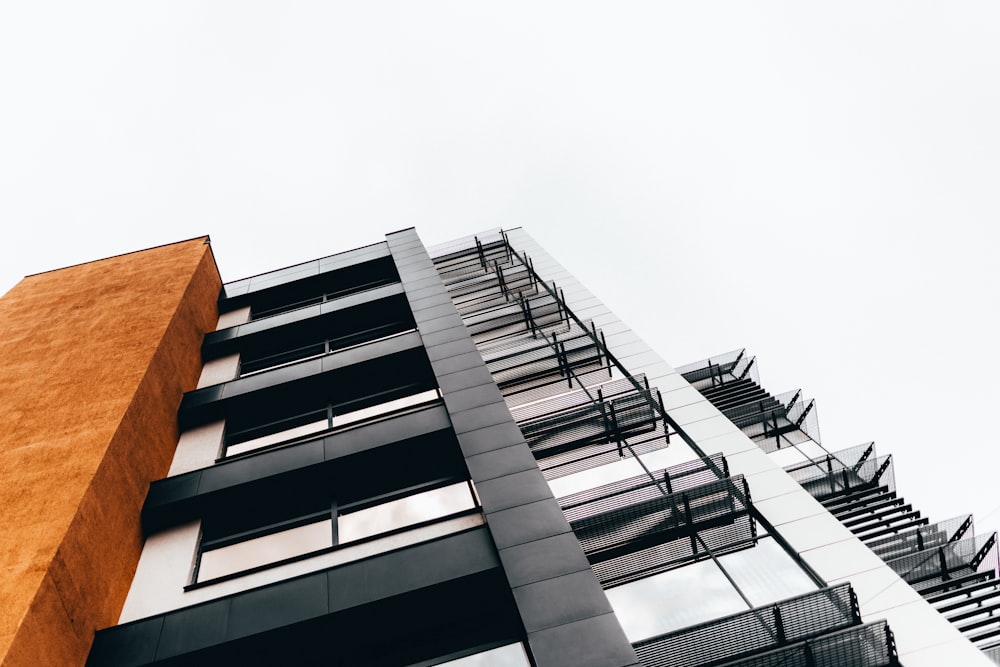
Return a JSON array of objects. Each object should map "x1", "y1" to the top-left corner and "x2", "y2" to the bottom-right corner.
[
  {"x1": 198, "y1": 517, "x2": 334, "y2": 582},
  {"x1": 195, "y1": 480, "x2": 479, "y2": 583},
  {"x1": 225, "y1": 388, "x2": 442, "y2": 457},
  {"x1": 547, "y1": 445, "x2": 699, "y2": 499},
  {"x1": 239, "y1": 327, "x2": 415, "y2": 377},
  {"x1": 420, "y1": 643, "x2": 531, "y2": 667},
  {"x1": 566, "y1": 457, "x2": 820, "y2": 643},
  {"x1": 246, "y1": 256, "x2": 400, "y2": 322},
  {"x1": 765, "y1": 440, "x2": 830, "y2": 469},
  {"x1": 605, "y1": 559, "x2": 749, "y2": 641},
  {"x1": 604, "y1": 535, "x2": 818, "y2": 642},
  {"x1": 718, "y1": 536, "x2": 816, "y2": 606},
  {"x1": 338, "y1": 483, "x2": 479, "y2": 543}
]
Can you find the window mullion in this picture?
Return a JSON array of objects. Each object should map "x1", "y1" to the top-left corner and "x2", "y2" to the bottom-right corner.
[{"x1": 331, "y1": 499, "x2": 339, "y2": 546}]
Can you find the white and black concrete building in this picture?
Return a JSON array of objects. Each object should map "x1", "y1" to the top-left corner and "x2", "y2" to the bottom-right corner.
[{"x1": 85, "y1": 228, "x2": 997, "y2": 666}]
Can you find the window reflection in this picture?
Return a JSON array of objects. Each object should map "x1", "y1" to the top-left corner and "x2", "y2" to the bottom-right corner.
[
  {"x1": 225, "y1": 388, "x2": 441, "y2": 457},
  {"x1": 339, "y1": 482, "x2": 477, "y2": 543},
  {"x1": 767, "y1": 447, "x2": 809, "y2": 468},
  {"x1": 717, "y1": 536, "x2": 816, "y2": 606},
  {"x1": 428, "y1": 643, "x2": 530, "y2": 666},
  {"x1": 604, "y1": 559, "x2": 749, "y2": 641},
  {"x1": 197, "y1": 481, "x2": 478, "y2": 583},
  {"x1": 547, "y1": 445, "x2": 699, "y2": 499},
  {"x1": 239, "y1": 325, "x2": 416, "y2": 378},
  {"x1": 198, "y1": 519, "x2": 333, "y2": 582},
  {"x1": 602, "y1": 536, "x2": 818, "y2": 641},
  {"x1": 226, "y1": 418, "x2": 328, "y2": 456},
  {"x1": 768, "y1": 440, "x2": 830, "y2": 469},
  {"x1": 330, "y1": 389, "x2": 440, "y2": 429}
]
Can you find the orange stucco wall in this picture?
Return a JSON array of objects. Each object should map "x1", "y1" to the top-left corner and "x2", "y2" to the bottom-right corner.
[{"x1": 0, "y1": 238, "x2": 221, "y2": 666}]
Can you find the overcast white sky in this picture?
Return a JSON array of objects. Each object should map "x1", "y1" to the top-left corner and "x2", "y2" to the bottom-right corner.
[{"x1": 1, "y1": 3, "x2": 998, "y2": 540}]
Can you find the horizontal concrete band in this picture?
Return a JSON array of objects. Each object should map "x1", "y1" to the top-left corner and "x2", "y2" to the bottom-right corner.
[
  {"x1": 144, "y1": 405, "x2": 454, "y2": 533},
  {"x1": 88, "y1": 528, "x2": 502, "y2": 666}
]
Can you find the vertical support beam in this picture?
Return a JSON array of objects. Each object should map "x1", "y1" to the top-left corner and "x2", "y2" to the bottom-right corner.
[
  {"x1": 773, "y1": 605, "x2": 786, "y2": 645},
  {"x1": 386, "y1": 229, "x2": 640, "y2": 667}
]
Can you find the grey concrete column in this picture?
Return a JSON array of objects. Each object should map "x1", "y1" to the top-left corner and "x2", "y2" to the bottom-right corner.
[{"x1": 386, "y1": 228, "x2": 639, "y2": 667}]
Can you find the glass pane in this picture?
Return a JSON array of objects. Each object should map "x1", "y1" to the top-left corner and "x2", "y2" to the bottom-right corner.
[
  {"x1": 198, "y1": 519, "x2": 333, "y2": 582},
  {"x1": 240, "y1": 343, "x2": 327, "y2": 376},
  {"x1": 330, "y1": 389, "x2": 440, "y2": 429},
  {"x1": 547, "y1": 445, "x2": 699, "y2": 499},
  {"x1": 792, "y1": 440, "x2": 830, "y2": 459},
  {"x1": 604, "y1": 558, "x2": 749, "y2": 641},
  {"x1": 767, "y1": 447, "x2": 810, "y2": 468},
  {"x1": 768, "y1": 440, "x2": 830, "y2": 469},
  {"x1": 338, "y1": 482, "x2": 476, "y2": 544},
  {"x1": 226, "y1": 418, "x2": 328, "y2": 456},
  {"x1": 431, "y1": 643, "x2": 530, "y2": 666},
  {"x1": 718, "y1": 536, "x2": 817, "y2": 606}
]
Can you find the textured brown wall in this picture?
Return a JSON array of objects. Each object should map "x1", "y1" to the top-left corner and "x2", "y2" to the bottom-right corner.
[{"x1": 0, "y1": 238, "x2": 221, "y2": 666}]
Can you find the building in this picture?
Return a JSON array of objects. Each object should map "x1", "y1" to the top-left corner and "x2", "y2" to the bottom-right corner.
[{"x1": 0, "y1": 228, "x2": 996, "y2": 666}]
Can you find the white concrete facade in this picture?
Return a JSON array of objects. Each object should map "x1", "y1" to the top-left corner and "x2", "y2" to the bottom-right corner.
[{"x1": 504, "y1": 227, "x2": 992, "y2": 666}]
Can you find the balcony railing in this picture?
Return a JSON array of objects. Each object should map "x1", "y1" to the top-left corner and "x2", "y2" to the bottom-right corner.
[
  {"x1": 633, "y1": 583, "x2": 865, "y2": 667},
  {"x1": 559, "y1": 458, "x2": 756, "y2": 587}
]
